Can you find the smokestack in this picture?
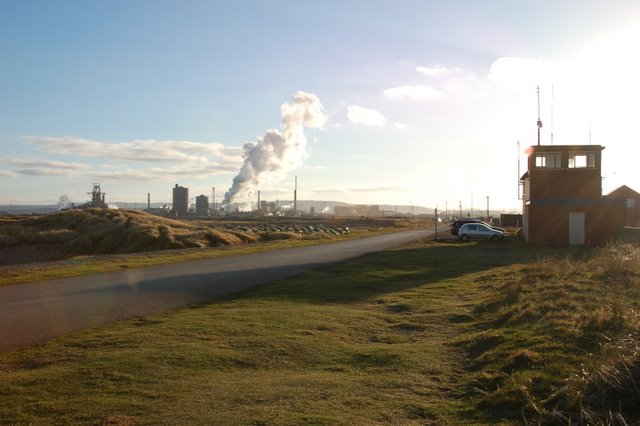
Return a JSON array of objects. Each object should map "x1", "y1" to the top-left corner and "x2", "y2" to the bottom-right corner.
[
  {"x1": 257, "y1": 190, "x2": 260, "y2": 212},
  {"x1": 147, "y1": 193, "x2": 150, "y2": 210},
  {"x1": 223, "y1": 92, "x2": 326, "y2": 208},
  {"x1": 294, "y1": 176, "x2": 297, "y2": 215}
]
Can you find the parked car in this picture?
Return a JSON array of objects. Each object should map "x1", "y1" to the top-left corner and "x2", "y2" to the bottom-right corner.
[
  {"x1": 457, "y1": 223, "x2": 505, "y2": 241},
  {"x1": 450, "y1": 219, "x2": 505, "y2": 236},
  {"x1": 450, "y1": 219, "x2": 480, "y2": 235}
]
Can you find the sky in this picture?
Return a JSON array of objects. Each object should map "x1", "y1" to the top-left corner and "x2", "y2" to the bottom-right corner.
[{"x1": 2, "y1": 0, "x2": 640, "y2": 212}]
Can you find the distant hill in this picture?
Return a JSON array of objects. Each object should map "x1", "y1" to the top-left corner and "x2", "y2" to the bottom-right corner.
[{"x1": 0, "y1": 205, "x2": 58, "y2": 215}]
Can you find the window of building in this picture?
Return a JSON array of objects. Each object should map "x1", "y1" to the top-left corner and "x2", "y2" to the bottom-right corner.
[
  {"x1": 627, "y1": 199, "x2": 636, "y2": 209},
  {"x1": 535, "y1": 153, "x2": 562, "y2": 168},
  {"x1": 568, "y1": 152, "x2": 596, "y2": 168}
]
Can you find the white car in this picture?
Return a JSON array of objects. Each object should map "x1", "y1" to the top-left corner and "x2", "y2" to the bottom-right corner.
[{"x1": 457, "y1": 223, "x2": 505, "y2": 241}]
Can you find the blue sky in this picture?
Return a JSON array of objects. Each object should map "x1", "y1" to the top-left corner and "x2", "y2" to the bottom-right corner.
[{"x1": 2, "y1": 1, "x2": 640, "y2": 211}]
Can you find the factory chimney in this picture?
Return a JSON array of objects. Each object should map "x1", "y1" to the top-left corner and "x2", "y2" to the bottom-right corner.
[
  {"x1": 294, "y1": 176, "x2": 297, "y2": 215},
  {"x1": 147, "y1": 193, "x2": 150, "y2": 210},
  {"x1": 257, "y1": 190, "x2": 261, "y2": 212}
]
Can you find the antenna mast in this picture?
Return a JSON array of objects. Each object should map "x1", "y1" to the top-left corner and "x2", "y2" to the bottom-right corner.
[
  {"x1": 537, "y1": 85, "x2": 543, "y2": 146},
  {"x1": 517, "y1": 141, "x2": 523, "y2": 200},
  {"x1": 550, "y1": 84, "x2": 554, "y2": 145}
]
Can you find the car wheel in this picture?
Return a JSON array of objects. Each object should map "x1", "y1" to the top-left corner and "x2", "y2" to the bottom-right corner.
[
  {"x1": 460, "y1": 234, "x2": 469, "y2": 242},
  {"x1": 490, "y1": 235, "x2": 498, "y2": 241}
]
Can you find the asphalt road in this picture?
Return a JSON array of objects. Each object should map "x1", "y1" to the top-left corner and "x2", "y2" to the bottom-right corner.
[{"x1": 0, "y1": 229, "x2": 433, "y2": 352}]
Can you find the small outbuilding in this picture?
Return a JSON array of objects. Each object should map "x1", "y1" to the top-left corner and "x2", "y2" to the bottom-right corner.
[{"x1": 607, "y1": 185, "x2": 640, "y2": 227}]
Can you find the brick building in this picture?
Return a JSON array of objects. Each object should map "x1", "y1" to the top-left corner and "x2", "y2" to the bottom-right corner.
[
  {"x1": 520, "y1": 144, "x2": 626, "y2": 245},
  {"x1": 607, "y1": 185, "x2": 640, "y2": 227}
]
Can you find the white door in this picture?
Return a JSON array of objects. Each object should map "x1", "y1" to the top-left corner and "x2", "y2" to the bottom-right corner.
[{"x1": 569, "y1": 212, "x2": 585, "y2": 245}]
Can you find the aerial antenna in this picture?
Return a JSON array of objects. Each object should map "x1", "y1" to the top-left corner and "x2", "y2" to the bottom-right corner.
[
  {"x1": 589, "y1": 118, "x2": 592, "y2": 145},
  {"x1": 536, "y1": 85, "x2": 543, "y2": 146},
  {"x1": 517, "y1": 141, "x2": 523, "y2": 200},
  {"x1": 550, "y1": 84, "x2": 554, "y2": 145}
]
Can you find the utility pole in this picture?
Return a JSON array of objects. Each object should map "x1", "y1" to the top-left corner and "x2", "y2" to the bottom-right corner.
[
  {"x1": 212, "y1": 187, "x2": 216, "y2": 214},
  {"x1": 293, "y1": 176, "x2": 297, "y2": 215},
  {"x1": 459, "y1": 201, "x2": 462, "y2": 219},
  {"x1": 434, "y1": 208, "x2": 438, "y2": 239},
  {"x1": 486, "y1": 196, "x2": 490, "y2": 219}
]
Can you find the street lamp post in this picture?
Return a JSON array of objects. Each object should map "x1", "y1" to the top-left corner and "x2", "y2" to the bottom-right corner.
[{"x1": 486, "y1": 196, "x2": 490, "y2": 220}]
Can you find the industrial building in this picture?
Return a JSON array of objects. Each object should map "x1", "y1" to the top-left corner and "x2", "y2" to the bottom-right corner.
[
  {"x1": 172, "y1": 184, "x2": 189, "y2": 217},
  {"x1": 195, "y1": 195, "x2": 209, "y2": 217}
]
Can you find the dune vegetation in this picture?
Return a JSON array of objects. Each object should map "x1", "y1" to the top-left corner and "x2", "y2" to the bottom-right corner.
[
  {"x1": 1, "y1": 238, "x2": 639, "y2": 424},
  {"x1": 0, "y1": 209, "x2": 428, "y2": 287},
  {"x1": 0, "y1": 208, "x2": 419, "y2": 266}
]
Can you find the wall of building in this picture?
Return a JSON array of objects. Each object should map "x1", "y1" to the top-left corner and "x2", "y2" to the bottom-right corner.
[
  {"x1": 172, "y1": 184, "x2": 189, "y2": 217},
  {"x1": 500, "y1": 214, "x2": 523, "y2": 228},
  {"x1": 607, "y1": 186, "x2": 640, "y2": 227},
  {"x1": 525, "y1": 145, "x2": 604, "y2": 201},
  {"x1": 195, "y1": 195, "x2": 209, "y2": 217},
  {"x1": 526, "y1": 201, "x2": 626, "y2": 245},
  {"x1": 528, "y1": 169, "x2": 602, "y2": 200}
]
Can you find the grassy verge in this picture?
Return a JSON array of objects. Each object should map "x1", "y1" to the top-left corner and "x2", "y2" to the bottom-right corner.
[
  {"x1": 1, "y1": 239, "x2": 638, "y2": 424},
  {"x1": 456, "y1": 242, "x2": 640, "y2": 424},
  {"x1": 0, "y1": 225, "x2": 420, "y2": 287}
]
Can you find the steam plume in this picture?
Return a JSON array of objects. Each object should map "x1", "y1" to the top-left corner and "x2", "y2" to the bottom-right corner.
[{"x1": 224, "y1": 91, "x2": 326, "y2": 206}]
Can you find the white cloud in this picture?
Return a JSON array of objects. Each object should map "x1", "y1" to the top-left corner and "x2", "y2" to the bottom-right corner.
[
  {"x1": 394, "y1": 122, "x2": 408, "y2": 129},
  {"x1": 4, "y1": 159, "x2": 90, "y2": 170},
  {"x1": 2, "y1": 159, "x2": 91, "y2": 177},
  {"x1": 5, "y1": 136, "x2": 246, "y2": 180},
  {"x1": 383, "y1": 85, "x2": 441, "y2": 100},
  {"x1": 346, "y1": 105, "x2": 386, "y2": 127},
  {"x1": 487, "y1": 57, "x2": 559, "y2": 89},
  {"x1": 91, "y1": 163, "x2": 240, "y2": 181},
  {"x1": 416, "y1": 65, "x2": 460, "y2": 76},
  {"x1": 14, "y1": 168, "x2": 81, "y2": 177},
  {"x1": 0, "y1": 171, "x2": 17, "y2": 177},
  {"x1": 24, "y1": 136, "x2": 243, "y2": 164}
]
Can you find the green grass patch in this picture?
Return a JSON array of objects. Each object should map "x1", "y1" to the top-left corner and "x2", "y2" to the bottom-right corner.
[{"x1": 2, "y1": 239, "x2": 639, "y2": 424}]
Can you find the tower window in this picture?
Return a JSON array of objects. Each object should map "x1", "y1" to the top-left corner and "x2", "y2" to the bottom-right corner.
[
  {"x1": 535, "y1": 153, "x2": 561, "y2": 168},
  {"x1": 568, "y1": 152, "x2": 595, "y2": 168}
]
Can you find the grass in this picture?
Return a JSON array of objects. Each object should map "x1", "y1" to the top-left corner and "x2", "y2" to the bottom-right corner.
[
  {"x1": 0, "y1": 209, "x2": 428, "y2": 286},
  {"x1": 455, "y1": 242, "x2": 640, "y2": 424},
  {"x1": 1, "y1": 239, "x2": 639, "y2": 424}
]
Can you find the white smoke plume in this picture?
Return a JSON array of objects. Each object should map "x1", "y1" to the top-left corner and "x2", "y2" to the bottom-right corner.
[{"x1": 224, "y1": 91, "x2": 326, "y2": 206}]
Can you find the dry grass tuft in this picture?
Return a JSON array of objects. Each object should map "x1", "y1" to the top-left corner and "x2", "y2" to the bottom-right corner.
[
  {"x1": 464, "y1": 241, "x2": 640, "y2": 424},
  {"x1": 0, "y1": 209, "x2": 302, "y2": 264},
  {"x1": 0, "y1": 209, "x2": 420, "y2": 266},
  {"x1": 557, "y1": 311, "x2": 640, "y2": 425}
]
